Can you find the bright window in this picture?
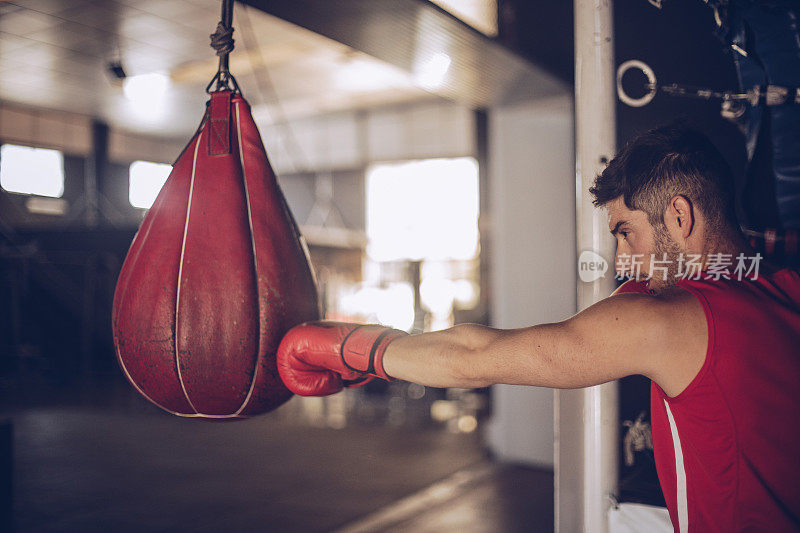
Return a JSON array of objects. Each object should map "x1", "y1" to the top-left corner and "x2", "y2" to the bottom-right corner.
[
  {"x1": 0, "y1": 144, "x2": 65, "y2": 198},
  {"x1": 366, "y1": 157, "x2": 479, "y2": 262},
  {"x1": 129, "y1": 160, "x2": 172, "y2": 209}
]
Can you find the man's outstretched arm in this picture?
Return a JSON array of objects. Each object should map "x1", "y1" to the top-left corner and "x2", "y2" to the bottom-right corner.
[
  {"x1": 277, "y1": 288, "x2": 707, "y2": 398},
  {"x1": 383, "y1": 289, "x2": 706, "y2": 395}
]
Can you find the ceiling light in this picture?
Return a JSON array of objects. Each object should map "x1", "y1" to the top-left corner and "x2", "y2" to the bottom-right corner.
[
  {"x1": 335, "y1": 58, "x2": 408, "y2": 92},
  {"x1": 123, "y1": 72, "x2": 171, "y2": 121},
  {"x1": 415, "y1": 52, "x2": 451, "y2": 90},
  {"x1": 123, "y1": 72, "x2": 170, "y2": 102}
]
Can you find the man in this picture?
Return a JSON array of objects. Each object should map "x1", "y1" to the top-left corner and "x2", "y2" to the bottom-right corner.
[{"x1": 277, "y1": 125, "x2": 800, "y2": 532}]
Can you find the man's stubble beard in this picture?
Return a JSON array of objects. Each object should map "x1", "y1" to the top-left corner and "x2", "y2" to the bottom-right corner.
[{"x1": 648, "y1": 222, "x2": 684, "y2": 293}]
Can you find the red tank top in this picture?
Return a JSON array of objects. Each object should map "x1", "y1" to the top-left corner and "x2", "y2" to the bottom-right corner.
[{"x1": 619, "y1": 268, "x2": 800, "y2": 532}]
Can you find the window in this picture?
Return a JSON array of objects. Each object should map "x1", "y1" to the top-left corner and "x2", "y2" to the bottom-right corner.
[
  {"x1": 0, "y1": 144, "x2": 65, "y2": 198},
  {"x1": 366, "y1": 157, "x2": 479, "y2": 262},
  {"x1": 129, "y1": 160, "x2": 172, "y2": 209}
]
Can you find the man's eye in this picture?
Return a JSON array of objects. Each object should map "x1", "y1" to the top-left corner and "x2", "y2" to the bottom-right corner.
[{"x1": 621, "y1": 231, "x2": 629, "y2": 239}]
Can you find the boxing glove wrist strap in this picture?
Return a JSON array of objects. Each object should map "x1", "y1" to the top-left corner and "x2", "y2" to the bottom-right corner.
[{"x1": 340, "y1": 325, "x2": 407, "y2": 381}]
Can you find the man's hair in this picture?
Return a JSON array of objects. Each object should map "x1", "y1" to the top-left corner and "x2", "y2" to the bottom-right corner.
[{"x1": 589, "y1": 124, "x2": 738, "y2": 232}]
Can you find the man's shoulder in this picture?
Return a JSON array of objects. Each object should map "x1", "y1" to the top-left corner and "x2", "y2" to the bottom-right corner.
[{"x1": 615, "y1": 286, "x2": 707, "y2": 397}]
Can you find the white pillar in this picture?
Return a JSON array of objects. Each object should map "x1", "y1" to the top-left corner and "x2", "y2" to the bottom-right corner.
[{"x1": 555, "y1": 1, "x2": 618, "y2": 532}]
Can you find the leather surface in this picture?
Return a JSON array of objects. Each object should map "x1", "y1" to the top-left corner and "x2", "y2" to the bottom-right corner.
[
  {"x1": 276, "y1": 321, "x2": 405, "y2": 396},
  {"x1": 112, "y1": 91, "x2": 320, "y2": 418}
]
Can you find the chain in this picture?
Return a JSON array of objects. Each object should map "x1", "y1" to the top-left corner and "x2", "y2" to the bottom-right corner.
[{"x1": 616, "y1": 59, "x2": 800, "y2": 112}]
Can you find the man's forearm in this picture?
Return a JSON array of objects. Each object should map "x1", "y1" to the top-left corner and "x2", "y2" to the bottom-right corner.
[
  {"x1": 381, "y1": 318, "x2": 626, "y2": 390},
  {"x1": 382, "y1": 292, "x2": 687, "y2": 392},
  {"x1": 382, "y1": 323, "x2": 502, "y2": 388}
]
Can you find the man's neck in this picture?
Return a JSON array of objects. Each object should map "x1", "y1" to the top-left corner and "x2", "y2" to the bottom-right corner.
[
  {"x1": 688, "y1": 230, "x2": 773, "y2": 276},
  {"x1": 693, "y1": 229, "x2": 751, "y2": 265}
]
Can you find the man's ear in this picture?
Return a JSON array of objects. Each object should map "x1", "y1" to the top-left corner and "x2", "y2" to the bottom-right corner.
[{"x1": 666, "y1": 195, "x2": 694, "y2": 239}]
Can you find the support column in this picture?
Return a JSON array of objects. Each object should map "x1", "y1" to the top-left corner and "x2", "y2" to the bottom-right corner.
[
  {"x1": 556, "y1": 1, "x2": 618, "y2": 532},
  {"x1": 83, "y1": 120, "x2": 109, "y2": 228}
]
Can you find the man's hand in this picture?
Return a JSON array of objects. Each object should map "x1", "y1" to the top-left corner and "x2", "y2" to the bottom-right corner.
[{"x1": 276, "y1": 321, "x2": 408, "y2": 396}]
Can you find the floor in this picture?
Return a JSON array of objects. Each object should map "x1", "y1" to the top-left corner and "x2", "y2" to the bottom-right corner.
[
  {"x1": 1, "y1": 379, "x2": 554, "y2": 532},
  {"x1": 336, "y1": 463, "x2": 553, "y2": 532}
]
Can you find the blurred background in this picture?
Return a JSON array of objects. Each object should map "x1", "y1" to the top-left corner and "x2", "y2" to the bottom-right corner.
[{"x1": 0, "y1": 0, "x2": 773, "y2": 531}]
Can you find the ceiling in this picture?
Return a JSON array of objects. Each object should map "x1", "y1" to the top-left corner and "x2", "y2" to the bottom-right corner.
[
  {"x1": 246, "y1": 0, "x2": 566, "y2": 109},
  {"x1": 0, "y1": 0, "x2": 437, "y2": 139}
]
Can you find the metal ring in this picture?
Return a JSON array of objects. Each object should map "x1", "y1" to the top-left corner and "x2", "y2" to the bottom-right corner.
[
  {"x1": 616, "y1": 59, "x2": 657, "y2": 108},
  {"x1": 205, "y1": 71, "x2": 241, "y2": 94}
]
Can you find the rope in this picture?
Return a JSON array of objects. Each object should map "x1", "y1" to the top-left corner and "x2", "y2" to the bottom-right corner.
[
  {"x1": 238, "y1": 4, "x2": 312, "y2": 171},
  {"x1": 206, "y1": 0, "x2": 240, "y2": 93},
  {"x1": 209, "y1": 21, "x2": 234, "y2": 57}
]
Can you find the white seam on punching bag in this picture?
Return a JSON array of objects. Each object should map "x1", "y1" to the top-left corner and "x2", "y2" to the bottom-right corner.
[
  {"x1": 664, "y1": 400, "x2": 688, "y2": 533},
  {"x1": 234, "y1": 101, "x2": 261, "y2": 416},
  {"x1": 174, "y1": 129, "x2": 204, "y2": 416},
  {"x1": 116, "y1": 133, "x2": 206, "y2": 418}
]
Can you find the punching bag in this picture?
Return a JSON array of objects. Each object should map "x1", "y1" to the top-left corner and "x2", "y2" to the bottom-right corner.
[{"x1": 112, "y1": 90, "x2": 320, "y2": 419}]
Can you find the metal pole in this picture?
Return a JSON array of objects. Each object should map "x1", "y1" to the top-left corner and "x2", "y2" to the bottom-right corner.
[
  {"x1": 556, "y1": 0, "x2": 618, "y2": 532},
  {"x1": 219, "y1": 0, "x2": 234, "y2": 79}
]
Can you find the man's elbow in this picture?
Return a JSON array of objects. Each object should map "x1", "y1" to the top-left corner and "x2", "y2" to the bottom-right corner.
[{"x1": 447, "y1": 323, "x2": 499, "y2": 388}]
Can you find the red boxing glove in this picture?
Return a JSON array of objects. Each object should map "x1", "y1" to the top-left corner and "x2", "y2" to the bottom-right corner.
[{"x1": 276, "y1": 321, "x2": 408, "y2": 396}]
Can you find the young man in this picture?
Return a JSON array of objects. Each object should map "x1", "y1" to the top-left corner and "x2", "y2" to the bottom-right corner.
[{"x1": 277, "y1": 125, "x2": 800, "y2": 532}]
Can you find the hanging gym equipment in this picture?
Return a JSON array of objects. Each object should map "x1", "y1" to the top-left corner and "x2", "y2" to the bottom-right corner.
[{"x1": 112, "y1": 0, "x2": 320, "y2": 419}]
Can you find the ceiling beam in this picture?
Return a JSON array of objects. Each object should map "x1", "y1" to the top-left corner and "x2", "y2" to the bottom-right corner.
[{"x1": 241, "y1": 0, "x2": 566, "y2": 108}]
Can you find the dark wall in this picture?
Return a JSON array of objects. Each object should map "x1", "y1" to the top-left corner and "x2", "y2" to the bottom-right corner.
[
  {"x1": 497, "y1": 0, "x2": 574, "y2": 83},
  {"x1": 498, "y1": 0, "x2": 746, "y2": 184},
  {"x1": 614, "y1": 0, "x2": 746, "y2": 183}
]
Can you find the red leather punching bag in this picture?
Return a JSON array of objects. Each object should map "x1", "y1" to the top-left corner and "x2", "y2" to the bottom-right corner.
[{"x1": 112, "y1": 90, "x2": 320, "y2": 419}]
